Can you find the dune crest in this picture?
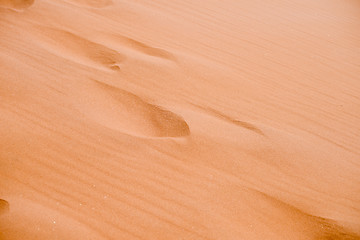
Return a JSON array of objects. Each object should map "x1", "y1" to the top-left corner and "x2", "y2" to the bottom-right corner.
[
  {"x1": 75, "y1": 80, "x2": 190, "y2": 138},
  {"x1": 200, "y1": 106, "x2": 265, "y2": 136}
]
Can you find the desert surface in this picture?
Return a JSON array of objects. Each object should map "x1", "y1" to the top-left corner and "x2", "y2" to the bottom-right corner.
[{"x1": 1, "y1": 0, "x2": 360, "y2": 239}]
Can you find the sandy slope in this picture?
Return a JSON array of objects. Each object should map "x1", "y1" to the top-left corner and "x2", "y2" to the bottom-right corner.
[{"x1": 1, "y1": 0, "x2": 360, "y2": 239}]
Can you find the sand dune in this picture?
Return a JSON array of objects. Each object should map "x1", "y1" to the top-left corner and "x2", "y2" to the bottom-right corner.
[{"x1": 1, "y1": 0, "x2": 360, "y2": 239}]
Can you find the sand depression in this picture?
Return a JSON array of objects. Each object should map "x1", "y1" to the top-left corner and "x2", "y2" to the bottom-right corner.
[{"x1": 1, "y1": 0, "x2": 360, "y2": 239}]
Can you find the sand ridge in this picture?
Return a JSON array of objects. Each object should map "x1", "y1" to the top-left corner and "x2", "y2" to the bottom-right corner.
[{"x1": 0, "y1": 0, "x2": 360, "y2": 239}]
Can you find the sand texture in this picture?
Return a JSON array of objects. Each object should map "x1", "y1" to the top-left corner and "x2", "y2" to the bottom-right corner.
[{"x1": 1, "y1": 0, "x2": 360, "y2": 239}]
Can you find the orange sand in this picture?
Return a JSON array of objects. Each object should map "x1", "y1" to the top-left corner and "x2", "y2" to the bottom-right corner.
[{"x1": 1, "y1": 0, "x2": 360, "y2": 239}]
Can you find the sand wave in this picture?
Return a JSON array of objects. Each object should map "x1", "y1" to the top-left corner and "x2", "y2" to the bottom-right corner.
[{"x1": 1, "y1": 0, "x2": 359, "y2": 239}]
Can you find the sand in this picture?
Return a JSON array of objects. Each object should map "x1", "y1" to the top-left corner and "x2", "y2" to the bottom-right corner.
[{"x1": 1, "y1": 0, "x2": 360, "y2": 239}]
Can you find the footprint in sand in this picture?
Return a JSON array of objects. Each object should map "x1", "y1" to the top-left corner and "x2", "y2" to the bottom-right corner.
[
  {"x1": 32, "y1": 27, "x2": 124, "y2": 72},
  {"x1": 103, "y1": 34, "x2": 177, "y2": 62},
  {"x1": 74, "y1": 79, "x2": 190, "y2": 138},
  {"x1": 0, "y1": 199, "x2": 9, "y2": 215}
]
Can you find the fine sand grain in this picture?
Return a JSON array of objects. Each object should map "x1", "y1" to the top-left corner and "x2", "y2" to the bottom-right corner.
[{"x1": 1, "y1": 0, "x2": 360, "y2": 239}]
